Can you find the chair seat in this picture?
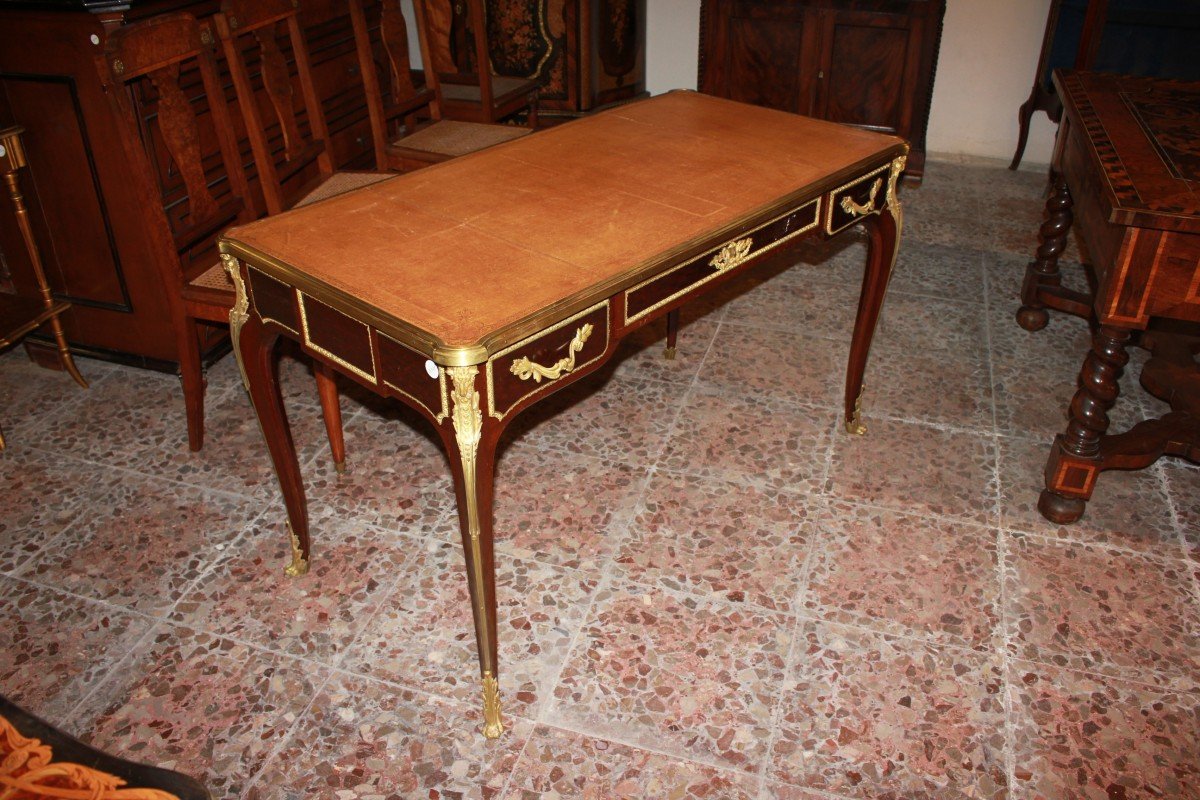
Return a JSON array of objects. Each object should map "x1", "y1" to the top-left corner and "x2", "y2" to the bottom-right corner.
[
  {"x1": 189, "y1": 261, "x2": 234, "y2": 293},
  {"x1": 393, "y1": 119, "x2": 530, "y2": 158},
  {"x1": 296, "y1": 171, "x2": 396, "y2": 208},
  {"x1": 441, "y1": 75, "x2": 538, "y2": 105}
]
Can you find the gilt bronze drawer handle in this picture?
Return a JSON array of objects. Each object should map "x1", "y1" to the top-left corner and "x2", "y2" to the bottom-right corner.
[
  {"x1": 839, "y1": 177, "x2": 882, "y2": 217},
  {"x1": 510, "y1": 323, "x2": 594, "y2": 383},
  {"x1": 709, "y1": 237, "x2": 753, "y2": 272}
]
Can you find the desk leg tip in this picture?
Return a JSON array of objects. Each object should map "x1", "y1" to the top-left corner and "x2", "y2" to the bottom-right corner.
[
  {"x1": 334, "y1": 459, "x2": 347, "y2": 475},
  {"x1": 481, "y1": 673, "x2": 503, "y2": 739},
  {"x1": 663, "y1": 347, "x2": 677, "y2": 361}
]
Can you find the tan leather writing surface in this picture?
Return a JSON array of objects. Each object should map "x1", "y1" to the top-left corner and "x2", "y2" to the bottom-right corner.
[{"x1": 222, "y1": 91, "x2": 902, "y2": 353}]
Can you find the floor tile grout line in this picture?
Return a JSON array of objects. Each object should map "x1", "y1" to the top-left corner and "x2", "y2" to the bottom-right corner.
[{"x1": 996, "y1": 528, "x2": 1019, "y2": 796}]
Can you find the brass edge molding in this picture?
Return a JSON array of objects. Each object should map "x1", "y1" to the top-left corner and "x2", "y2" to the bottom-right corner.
[
  {"x1": 222, "y1": 254, "x2": 251, "y2": 393},
  {"x1": 839, "y1": 177, "x2": 882, "y2": 217},
  {"x1": 379, "y1": 332, "x2": 449, "y2": 423},
  {"x1": 624, "y1": 198, "x2": 821, "y2": 325},
  {"x1": 297, "y1": 293, "x2": 379, "y2": 385},
  {"x1": 824, "y1": 163, "x2": 891, "y2": 237},
  {"x1": 284, "y1": 520, "x2": 309, "y2": 577},
  {"x1": 510, "y1": 323, "x2": 593, "y2": 382},
  {"x1": 484, "y1": 300, "x2": 610, "y2": 421}
]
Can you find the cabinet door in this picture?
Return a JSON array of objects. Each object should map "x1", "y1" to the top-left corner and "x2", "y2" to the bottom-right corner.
[
  {"x1": 815, "y1": 7, "x2": 923, "y2": 137},
  {"x1": 700, "y1": 1, "x2": 820, "y2": 115}
]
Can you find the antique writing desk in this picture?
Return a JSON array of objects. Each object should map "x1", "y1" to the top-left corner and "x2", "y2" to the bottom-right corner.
[
  {"x1": 219, "y1": 91, "x2": 907, "y2": 737},
  {"x1": 1018, "y1": 71, "x2": 1200, "y2": 522}
]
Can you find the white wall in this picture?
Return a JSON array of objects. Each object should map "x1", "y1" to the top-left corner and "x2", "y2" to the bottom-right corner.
[{"x1": 644, "y1": 0, "x2": 1059, "y2": 167}]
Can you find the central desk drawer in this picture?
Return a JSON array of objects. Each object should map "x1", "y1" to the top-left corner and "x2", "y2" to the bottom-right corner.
[
  {"x1": 623, "y1": 198, "x2": 820, "y2": 324},
  {"x1": 486, "y1": 301, "x2": 610, "y2": 420}
]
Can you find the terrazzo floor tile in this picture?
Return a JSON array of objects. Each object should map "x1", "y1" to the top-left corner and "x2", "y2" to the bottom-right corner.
[
  {"x1": 0, "y1": 576, "x2": 154, "y2": 723},
  {"x1": 0, "y1": 448, "x2": 117, "y2": 574},
  {"x1": 615, "y1": 471, "x2": 814, "y2": 613},
  {"x1": 659, "y1": 388, "x2": 835, "y2": 496},
  {"x1": 1005, "y1": 533, "x2": 1200, "y2": 690},
  {"x1": 170, "y1": 506, "x2": 416, "y2": 664},
  {"x1": 19, "y1": 474, "x2": 263, "y2": 616},
  {"x1": 301, "y1": 405, "x2": 456, "y2": 534},
  {"x1": 1008, "y1": 659, "x2": 1200, "y2": 800},
  {"x1": 0, "y1": 348, "x2": 108, "y2": 440},
  {"x1": 492, "y1": 446, "x2": 645, "y2": 573},
  {"x1": 547, "y1": 583, "x2": 792, "y2": 773},
  {"x1": 342, "y1": 541, "x2": 602, "y2": 719},
  {"x1": 73, "y1": 624, "x2": 325, "y2": 798},
  {"x1": 609, "y1": 313, "x2": 720, "y2": 386},
  {"x1": 878, "y1": 292, "x2": 990, "y2": 364},
  {"x1": 500, "y1": 725, "x2": 762, "y2": 799},
  {"x1": 803, "y1": 501, "x2": 1001, "y2": 649},
  {"x1": 865, "y1": 347, "x2": 994, "y2": 431},
  {"x1": 135, "y1": 382, "x2": 337, "y2": 500},
  {"x1": 245, "y1": 673, "x2": 531, "y2": 800},
  {"x1": 780, "y1": 233, "x2": 868, "y2": 288},
  {"x1": 997, "y1": 435, "x2": 1181, "y2": 554},
  {"x1": 888, "y1": 240, "x2": 988, "y2": 304},
  {"x1": 1163, "y1": 463, "x2": 1200, "y2": 559},
  {"x1": 826, "y1": 417, "x2": 998, "y2": 525},
  {"x1": 770, "y1": 620, "x2": 1008, "y2": 800},
  {"x1": 694, "y1": 325, "x2": 846, "y2": 409},
  {"x1": 722, "y1": 277, "x2": 860, "y2": 341},
  {"x1": 504, "y1": 374, "x2": 681, "y2": 464}
]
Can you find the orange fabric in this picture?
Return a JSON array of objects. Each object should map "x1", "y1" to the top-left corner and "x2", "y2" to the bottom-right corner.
[{"x1": 224, "y1": 92, "x2": 901, "y2": 349}]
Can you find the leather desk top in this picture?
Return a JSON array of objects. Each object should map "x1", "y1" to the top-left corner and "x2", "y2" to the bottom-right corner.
[{"x1": 220, "y1": 91, "x2": 904, "y2": 362}]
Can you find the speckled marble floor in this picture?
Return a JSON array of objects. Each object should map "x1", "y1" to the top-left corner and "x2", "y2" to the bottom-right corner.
[{"x1": 2, "y1": 158, "x2": 1198, "y2": 799}]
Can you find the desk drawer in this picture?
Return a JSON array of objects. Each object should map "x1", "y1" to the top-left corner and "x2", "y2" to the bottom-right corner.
[
  {"x1": 486, "y1": 301, "x2": 610, "y2": 420},
  {"x1": 624, "y1": 198, "x2": 821, "y2": 324},
  {"x1": 825, "y1": 164, "x2": 889, "y2": 235}
]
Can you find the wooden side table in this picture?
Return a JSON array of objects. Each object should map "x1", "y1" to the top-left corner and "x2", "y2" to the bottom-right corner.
[
  {"x1": 0, "y1": 125, "x2": 87, "y2": 450},
  {"x1": 1016, "y1": 71, "x2": 1200, "y2": 523}
]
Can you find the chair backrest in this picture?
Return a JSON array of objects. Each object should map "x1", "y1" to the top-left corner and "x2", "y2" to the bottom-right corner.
[
  {"x1": 412, "y1": 0, "x2": 497, "y2": 114},
  {"x1": 96, "y1": 12, "x2": 254, "y2": 287},
  {"x1": 348, "y1": 0, "x2": 438, "y2": 170},
  {"x1": 214, "y1": 0, "x2": 333, "y2": 215}
]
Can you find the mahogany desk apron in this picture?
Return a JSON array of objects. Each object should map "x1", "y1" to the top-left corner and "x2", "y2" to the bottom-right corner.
[{"x1": 219, "y1": 90, "x2": 908, "y2": 739}]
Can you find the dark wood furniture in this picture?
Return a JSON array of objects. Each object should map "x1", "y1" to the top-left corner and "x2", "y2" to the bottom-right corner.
[
  {"x1": 0, "y1": 124, "x2": 88, "y2": 450},
  {"x1": 411, "y1": 0, "x2": 539, "y2": 126},
  {"x1": 1016, "y1": 70, "x2": 1200, "y2": 522},
  {"x1": 1010, "y1": 0, "x2": 1200, "y2": 170},
  {"x1": 219, "y1": 91, "x2": 908, "y2": 737},
  {"x1": 95, "y1": 10, "x2": 347, "y2": 465},
  {"x1": 0, "y1": 1, "x2": 385, "y2": 371},
  {"x1": 349, "y1": 0, "x2": 530, "y2": 173},
  {"x1": 431, "y1": 0, "x2": 646, "y2": 121},
  {"x1": 697, "y1": 0, "x2": 943, "y2": 182}
]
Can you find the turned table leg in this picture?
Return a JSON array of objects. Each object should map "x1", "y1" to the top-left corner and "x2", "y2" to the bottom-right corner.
[
  {"x1": 441, "y1": 365, "x2": 504, "y2": 738},
  {"x1": 1017, "y1": 172, "x2": 1073, "y2": 331},
  {"x1": 1039, "y1": 324, "x2": 1131, "y2": 523}
]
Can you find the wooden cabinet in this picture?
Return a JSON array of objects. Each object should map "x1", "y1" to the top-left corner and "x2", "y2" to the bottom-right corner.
[
  {"x1": 698, "y1": 0, "x2": 944, "y2": 181},
  {"x1": 480, "y1": 0, "x2": 646, "y2": 118},
  {"x1": 0, "y1": 0, "x2": 376, "y2": 369}
]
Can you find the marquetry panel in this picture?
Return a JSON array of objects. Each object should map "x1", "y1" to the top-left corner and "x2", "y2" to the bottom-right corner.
[
  {"x1": 378, "y1": 332, "x2": 448, "y2": 422},
  {"x1": 298, "y1": 293, "x2": 377, "y2": 383},
  {"x1": 247, "y1": 267, "x2": 299, "y2": 333},
  {"x1": 825, "y1": 164, "x2": 889, "y2": 236}
]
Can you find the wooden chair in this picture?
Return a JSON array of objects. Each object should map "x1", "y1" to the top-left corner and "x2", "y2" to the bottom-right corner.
[
  {"x1": 348, "y1": 0, "x2": 531, "y2": 172},
  {"x1": 412, "y1": 0, "x2": 539, "y2": 127},
  {"x1": 96, "y1": 12, "x2": 346, "y2": 467},
  {"x1": 213, "y1": 0, "x2": 396, "y2": 214},
  {"x1": 0, "y1": 125, "x2": 88, "y2": 451}
]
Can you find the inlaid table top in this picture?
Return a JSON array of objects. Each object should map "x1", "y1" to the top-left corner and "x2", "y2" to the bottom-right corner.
[
  {"x1": 1055, "y1": 71, "x2": 1200, "y2": 232},
  {"x1": 222, "y1": 90, "x2": 901, "y2": 363}
]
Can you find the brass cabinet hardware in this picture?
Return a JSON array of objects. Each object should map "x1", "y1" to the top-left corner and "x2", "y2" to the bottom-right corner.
[
  {"x1": 708, "y1": 236, "x2": 753, "y2": 272},
  {"x1": 839, "y1": 177, "x2": 882, "y2": 217},
  {"x1": 510, "y1": 323, "x2": 593, "y2": 382}
]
